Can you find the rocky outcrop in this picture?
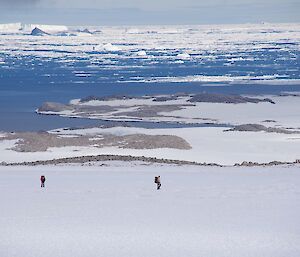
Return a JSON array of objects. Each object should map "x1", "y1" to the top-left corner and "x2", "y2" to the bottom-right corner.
[
  {"x1": 152, "y1": 95, "x2": 180, "y2": 102},
  {"x1": 188, "y1": 93, "x2": 275, "y2": 104},
  {"x1": 37, "y1": 102, "x2": 72, "y2": 112},
  {"x1": 234, "y1": 159, "x2": 300, "y2": 167},
  {"x1": 1, "y1": 155, "x2": 299, "y2": 167},
  {"x1": 0, "y1": 154, "x2": 218, "y2": 166},
  {"x1": 0, "y1": 131, "x2": 191, "y2": 152},
  {"x1": 226, "y1": 124, "x2": 300, "y2": 134},
  {"x1": 79, "y1": 95, "x2": 136, "y2": 103}
]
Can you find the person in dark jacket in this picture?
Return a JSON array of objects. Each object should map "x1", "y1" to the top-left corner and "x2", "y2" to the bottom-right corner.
[
  {"x1": 154, "y1": 176, "x2": 161, "y2": 190},
  {"x1": 40, "y1": 175, "x2": 46, "y2": 188}
]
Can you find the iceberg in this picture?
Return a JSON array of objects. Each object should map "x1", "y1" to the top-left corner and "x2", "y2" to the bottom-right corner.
[
  {"x1": 103, "y1": 43, "x2": 121, "y2": 52},
  {"x1": 136, "y1": 50, "x2": 147, "y2": 56},
  {"x1": 177, "y1": 53, "x2": 191, "y2": 59},
  {"x1": 30, "y1": 27, "x2": 49, "y2": 36}
]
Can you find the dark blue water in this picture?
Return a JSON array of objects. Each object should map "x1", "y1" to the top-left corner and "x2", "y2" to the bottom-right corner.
[{"x1": 0, "y1": 49, "x2": 299, "y2": 131}]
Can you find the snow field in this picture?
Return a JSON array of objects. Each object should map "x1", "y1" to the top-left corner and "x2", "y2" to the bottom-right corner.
[{"x1": 0, "y1": 164, "x2": 299, "y2": 257}]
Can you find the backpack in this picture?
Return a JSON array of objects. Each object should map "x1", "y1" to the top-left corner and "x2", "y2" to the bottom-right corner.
[{"x1": 154, "y1": 177, "x2": 158, "y2": 183}]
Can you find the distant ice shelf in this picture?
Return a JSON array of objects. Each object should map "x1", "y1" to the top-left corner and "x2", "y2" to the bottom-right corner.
[{"x1": 0, "y1": 22, "x2": 68, "y2": 33}]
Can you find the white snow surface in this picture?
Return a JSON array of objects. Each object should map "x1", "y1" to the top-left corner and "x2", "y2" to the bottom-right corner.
[
  {"x1": 160, "y1": 95, "x2": 300, "y2": 128},
  {"x1": 126, "y1": 74, "x2": 291, "y2": 83},
  {"x1": 0, "y1": 164, "x2": 299, "y2": 257}
]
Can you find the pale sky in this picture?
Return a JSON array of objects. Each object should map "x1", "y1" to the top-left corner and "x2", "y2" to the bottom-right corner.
[{"x1": 0, "y1": 0, "x2": 299, "y2": 25}]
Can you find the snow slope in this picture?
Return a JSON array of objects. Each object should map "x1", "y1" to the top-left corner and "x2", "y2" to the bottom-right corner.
[{"x1": 0, "y1": 164, "x2": 299, "y2": 257}]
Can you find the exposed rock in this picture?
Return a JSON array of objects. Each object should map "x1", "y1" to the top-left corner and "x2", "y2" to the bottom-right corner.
[
  {"x1": 0, "y1": 131, "x2": 191, "y2": 152},
  {"x1": 1, "y1": 154, "x2": 206, "y2": 167},
  {"x1": 115, "y1": 105, "x2": 186, "y2": 118},
  {"x1": 188, "y1": 93, "x2": 275, "y2": 104},
  {"x1": 226, "y1": 124, "x2": 300, "y2": 134},
  {"x1": 79, "y1": 95, "x2": 136, "y2": 103},
  {"x1": 152, "y1": 95, "x2": 180, "y2": 102},
  {"x1": 234, "y1": 159, "x2": 300, "y2": 167},
  {"x1": 239, "y1": 161, "x2": 259, "y2": 166},
  {"x1": 2, "y1": 155, "x2": 300, "y2": 167},
  {"x1": 118, "y1": 134, "x2": 191, "y2": 150},
  {"x1": 38, "y1": 102, "x2": 72, "y2": 112},
  {"x1": 262, "y1": 120, "x2": 276, "y2": 123}
]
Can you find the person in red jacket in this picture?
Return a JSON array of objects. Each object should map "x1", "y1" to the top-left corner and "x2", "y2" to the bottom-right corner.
[{"x1": 40, "y1": 175, "x2": 46, "y2": 188}]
